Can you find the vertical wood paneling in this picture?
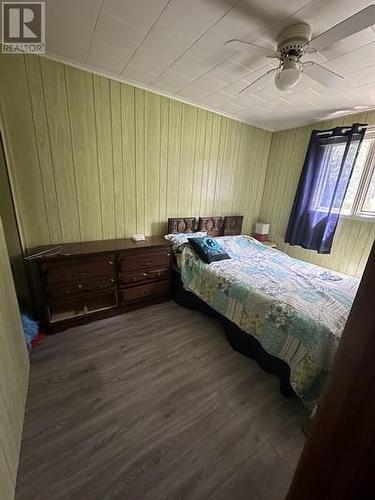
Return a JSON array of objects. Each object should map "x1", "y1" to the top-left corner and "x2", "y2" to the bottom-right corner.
[
  {"x1": 178, "y1": 105, "x2": 197, "y2": 216},
  {"x1": 158, "y1": 97, "x2": 170, "y2": 234},
  {"x1": 0, "y1": 54, "x2": 49, "y2": 247},
  {"x1": 191, "y1": 109, "x2": 207, "y2": 214},
  {"x1": 260, "y1": 112, "x2": 375, "y2": 277},
  {"x1": 111, "y1": 81, "x2": 125, "y2": 238},
  {"x1": 199, "y1": 112, "x2": 214, "y2": 214},
  {"x1": 65, "y1": 66, "x2": 102, "y2": 241},
  {"x1": 24, "y1": 56, "x2": 62, "y2": 243},
  {"x1": 0, "y1": 55, "x2": 272, "y2": 250},
  {"x1": 213, "y1": 117, "x2": 228, "y2": 214},
  {"x1": 93, "y1": 75, "x2": 116, "y2": 239},
  {"x1": 121, "y1": 84, "x2": 136, "y2": 237},
  {"x1": 40, "y1": 58, "x2": 81, "y2": 242},
  {"x1": 0, "y1": 216, "x2": 29, "y2": 499},
  {"x1": 166, "y1": 100, "x2": 182, "y2": 217},
  {"x1": 145, "y1": 92, "x2": 161, "y2": 235},
  {"x1": 135, "y1": 88, "x2": 145, "y2": 234}
]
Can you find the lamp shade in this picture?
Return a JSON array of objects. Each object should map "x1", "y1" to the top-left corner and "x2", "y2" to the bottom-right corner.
[{"x1": 255, "y1": 223, "x2": 270, "y2": 235}]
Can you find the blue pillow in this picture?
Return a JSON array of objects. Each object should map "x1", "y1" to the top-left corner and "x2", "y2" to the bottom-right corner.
[{"x1": 188, "y1": 236, "x2": 231, "y2": 264}]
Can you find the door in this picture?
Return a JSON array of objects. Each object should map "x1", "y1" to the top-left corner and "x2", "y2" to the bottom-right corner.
[{"x1": 287, "y1": 239, "x2": 375, "y2": 499}]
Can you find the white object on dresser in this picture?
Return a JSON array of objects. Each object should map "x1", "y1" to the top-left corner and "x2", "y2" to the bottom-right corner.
[{"x1": 131, "y1": 234, "x2": 146, "y2": 242}]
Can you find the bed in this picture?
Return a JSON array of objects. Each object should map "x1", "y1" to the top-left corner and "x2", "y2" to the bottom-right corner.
[{"x1": 168, "y1": 216, "x2": 359, "y2": 407}]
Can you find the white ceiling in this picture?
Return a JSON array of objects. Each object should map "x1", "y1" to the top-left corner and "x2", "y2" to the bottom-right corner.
[{"x1": 41, "y1": 0, "x2": 375, "y2": 130}]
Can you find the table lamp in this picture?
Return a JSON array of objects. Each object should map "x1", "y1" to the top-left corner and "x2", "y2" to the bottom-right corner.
[{"x1": 255, "y1": 222, "x2": 270, "y2": 242}]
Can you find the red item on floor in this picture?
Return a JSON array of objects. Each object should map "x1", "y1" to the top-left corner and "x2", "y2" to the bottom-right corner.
[{"x1": 31, "y1": 330, "x2": 46, "y2": 349}]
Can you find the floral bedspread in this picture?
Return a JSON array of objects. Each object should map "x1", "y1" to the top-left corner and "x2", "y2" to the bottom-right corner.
[{"x1": 178, "y1": 235, "x2": 359, "y2": 406}]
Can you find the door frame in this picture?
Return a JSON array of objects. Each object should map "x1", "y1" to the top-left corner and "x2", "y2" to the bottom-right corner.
[{"x1": 287, "y1": 239, "x2": 375, "y2": 499}]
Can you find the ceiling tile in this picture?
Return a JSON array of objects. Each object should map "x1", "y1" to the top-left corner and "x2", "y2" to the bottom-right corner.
[
  {"x1": 158, "y1": 0, "x2": 237, "y2": 39},
  {"x1": 349, "y1": 65, "x2": 375, "y2": 86},
  {"x1": 123, "y1": 21, "x2": 193, "y2": 75},
  {"x1": 326, "y1": 48, "x2": 372, "y2": 75},
  {"x1": 88, "y1": 15, "x2": 145, "y2": 71},
  {"x1": 177, "y1": 86, "x2": 210, "y2": 101},
  {"x1": 188, "y1": 74, "x2": 226, "y2": 94},
  {"x1": 86, "y1": 39, "x2": 129, "y2": 74},
  {"x1": 203, "y1": 91, "x2": 236, "y2": 106},
  {"x1": 153, "y1": 69, "x2": 193, "y2": 93},
  {"x1": 231, "y1": 92, "x2": 271, "y2": 108},
  {"x1": 46, "y1": 0, "x2": 103, "y2": 25},
  {"x1": 208, "y1": 59, "x2": 251, "y2": 83},
  {"x1": 169, "y1": 53, "x2": 213, "y2": 80},
  {"x1": 46, "y1": 5, "x2": 95, "y2": 47},
  {"x1": 40, "y1": 0, "x2": 375, "y2": 131},
  {"x1": 46, "y1": 34, "x2": 88, "y2": 62},
  {"x1": 92, "y1": 14, "x2": 145, "y2": 51},
  {"x1": 122, "y1": 64, "x2": 158, "y2": 85},
  {"x1": 102, "y1": 0, "x2": 170, "y2": 31},
  {"x1": 223, "y1": 79, "x2": 255, "y2": 96}
]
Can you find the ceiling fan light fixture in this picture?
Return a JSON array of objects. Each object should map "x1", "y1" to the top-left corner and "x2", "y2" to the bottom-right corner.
[{"x1": 275, "y1": 59, "x2": 302, "y2": 90}]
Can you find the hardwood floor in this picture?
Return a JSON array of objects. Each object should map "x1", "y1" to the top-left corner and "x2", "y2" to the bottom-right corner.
[{"x1": 16, "y1": 301, "x2": 307, "y2": 500}]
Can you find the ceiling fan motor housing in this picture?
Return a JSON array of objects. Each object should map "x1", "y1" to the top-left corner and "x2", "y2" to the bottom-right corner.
[{"x1": 277, "y1": 23, "x2": 312, "y2": 59}]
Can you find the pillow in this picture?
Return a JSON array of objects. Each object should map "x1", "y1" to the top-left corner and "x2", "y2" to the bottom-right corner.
[
  {"x1": 188, "y1": 236, "x2": 231, "y2": 264},
  {"x1": 164, "y1": 231, "x2": 207, "y2": 252}
]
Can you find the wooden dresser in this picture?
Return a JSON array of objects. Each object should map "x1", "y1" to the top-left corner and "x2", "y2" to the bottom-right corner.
[{"x1": 29, "y1": 237, "x2": 172, "y2": 332}]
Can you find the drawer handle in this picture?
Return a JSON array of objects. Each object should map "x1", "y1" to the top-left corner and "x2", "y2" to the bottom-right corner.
[
  {"x1": 107, "y1": 258, "x2": 114, "y2": 265},
  {"x1": 110, "y1": 278, "x2": 116, "y2": 283},
  {"x1": 131, "y1": 272, "x2": 148, "y2": 282},
  {"x1": 77, "y1": 284, "x2": 83, "y2": 289},
  {"x1": 141, "y1": 289, "x2": 151, "y2": 296},
  {"x1": 73, "y1": 271, "x2": 88, "y2": 277}
]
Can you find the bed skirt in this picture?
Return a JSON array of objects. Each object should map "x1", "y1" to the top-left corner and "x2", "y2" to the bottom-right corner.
[{"x1": 171, "y1": 269, "x2": 295, "y2": 398}]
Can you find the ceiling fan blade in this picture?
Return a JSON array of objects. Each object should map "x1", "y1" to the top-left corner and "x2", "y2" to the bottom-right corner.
[
  {"x1": 224, "y1": 39, "x2": 277, "y2": 58},
  {"x1": 239, "y1": 68, "x2": 278, "y2": 94},
  {"x1": 310, "y1": 5, "x2": 375, "y2": 50},
  {"x1": 303, "y1": 62, "x2": 344, "y2": 87}
]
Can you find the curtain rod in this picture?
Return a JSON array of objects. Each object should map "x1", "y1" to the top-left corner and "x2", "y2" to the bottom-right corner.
[{"x1": 315, "y1": 123, "x2": 368, "y2": 137}]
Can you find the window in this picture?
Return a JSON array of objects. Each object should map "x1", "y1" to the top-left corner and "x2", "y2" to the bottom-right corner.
[{"x1": 313, "y1": 129, "x2": 375, "y2": 220}]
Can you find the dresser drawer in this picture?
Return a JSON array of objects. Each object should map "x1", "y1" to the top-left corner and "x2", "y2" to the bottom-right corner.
[
  {"x1": 48, "y1": 292, "x2": 117, "y2": 323},
  {"x1": 119, "y1": 249, "x2": 171, "y2": 272},
  {"x1": 118, "y1": 267, "x2": 170, "y2": 288},
  {"x1": 121, "y1": 280, "x2": 170, "y2": 304},
  {"x1": 47, "y1": 276, "x2": 116, "y2": 300},
  {"x1": 42, "y1": 254, "x2": 116, "y2": 285}
]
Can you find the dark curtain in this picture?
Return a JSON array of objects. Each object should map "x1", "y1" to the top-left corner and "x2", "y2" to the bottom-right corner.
[{"x1": 285, "y1": 123, "x2": 367, "y2": 254}]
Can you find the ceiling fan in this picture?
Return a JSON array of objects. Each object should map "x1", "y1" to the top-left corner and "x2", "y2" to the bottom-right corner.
[{"x1": 224, "y1": 5, "x2": 375, "y2": 93}]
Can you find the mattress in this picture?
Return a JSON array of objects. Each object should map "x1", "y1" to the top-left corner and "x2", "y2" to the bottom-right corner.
[{"x1": 177, "y1": 235, "x2": 359, "y2": 406}]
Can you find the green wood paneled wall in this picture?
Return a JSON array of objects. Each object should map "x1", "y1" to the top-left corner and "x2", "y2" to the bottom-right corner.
[
  {"x1": 0, "y1": 216, "x2": 29, "y2": 500},
  {"x1": 0, "y1": 55, "x2": 272, "y2": 249},
  {"x1": 260, "y1": 111, "x2": 375, "y2": 278},
  {"x1": 1, "y1": 53, "x2": 373, "y2": 277}
]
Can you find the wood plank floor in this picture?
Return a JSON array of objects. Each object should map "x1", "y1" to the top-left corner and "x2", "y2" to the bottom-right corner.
[{"x1": 16, "y1": 301, "x2": 307, "y2": 500}]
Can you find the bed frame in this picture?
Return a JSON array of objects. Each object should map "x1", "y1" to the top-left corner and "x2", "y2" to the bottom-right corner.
[
  {"x1": 168, "y1": 215, "x2": 295, "y2": 398},
  {"x1": 167, "y1": 215, "x2": 244, "y2": 237}
]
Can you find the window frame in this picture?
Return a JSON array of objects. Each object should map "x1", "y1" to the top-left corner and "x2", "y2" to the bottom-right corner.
[
  {"x1": 347, "y1": 133, "x2": 375, "y2": 220},
  {"x1": 312, "y1": 128, "x2": 375, "y2": 223}
]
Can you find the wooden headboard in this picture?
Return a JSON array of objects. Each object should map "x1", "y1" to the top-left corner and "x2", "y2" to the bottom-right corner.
[{"x1": 167, "y1": 216, "x2": 243, "y2": 236}]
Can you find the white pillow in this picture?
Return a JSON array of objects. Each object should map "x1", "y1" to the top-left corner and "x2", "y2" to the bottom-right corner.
[{"x1": 164, "y1": 231, "x2": 207, "y2": 252}]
